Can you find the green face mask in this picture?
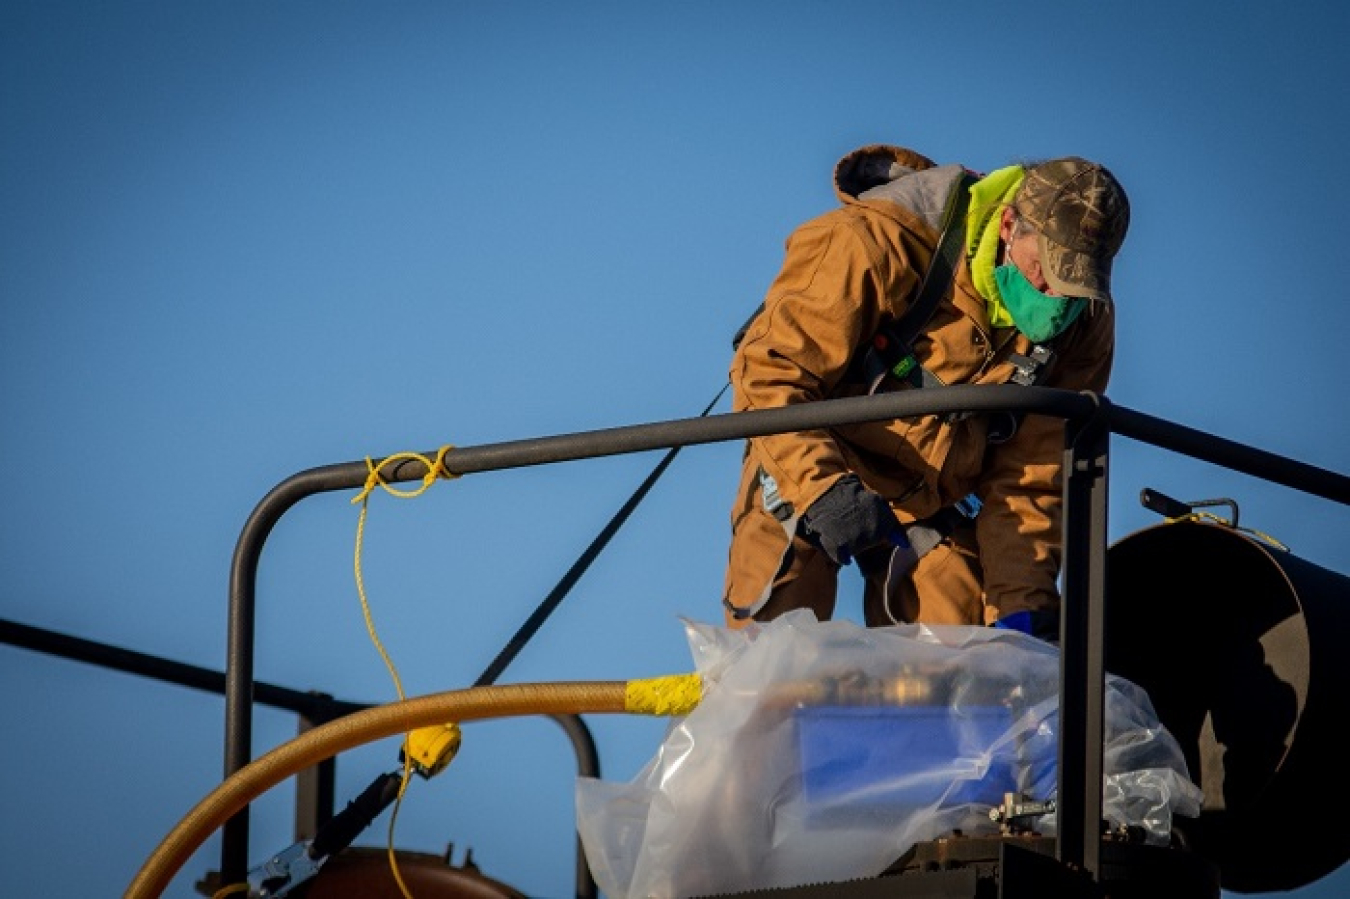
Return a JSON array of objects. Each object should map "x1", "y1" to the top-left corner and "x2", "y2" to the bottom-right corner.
[{"x1": 995, "y1": 264, "x2": 1087, "y2": 343}]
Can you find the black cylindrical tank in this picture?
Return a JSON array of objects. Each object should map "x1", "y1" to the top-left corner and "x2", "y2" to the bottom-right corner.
[{"x1": 1104, "y1": 519, "x2": 1350, "y2": 893}]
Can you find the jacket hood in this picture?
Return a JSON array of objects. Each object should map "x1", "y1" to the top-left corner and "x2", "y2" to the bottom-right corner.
[
  {"x1": 833, "y1": 145, "x2": 936, "y2": 201},
  {"x1": 836, "y1": 144, "x2": 971, "y2": 239}
]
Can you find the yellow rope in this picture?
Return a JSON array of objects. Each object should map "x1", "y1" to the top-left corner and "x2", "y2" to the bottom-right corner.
[
  {"x1": 386, "y1": 753, "x2": 417, "y2": 899},
  {"x1": 350, "y1": 445, "x2": 461, "y2": 700},
  {"x1": 350, "y1": 445, "x2": 460, "y2": 899}
]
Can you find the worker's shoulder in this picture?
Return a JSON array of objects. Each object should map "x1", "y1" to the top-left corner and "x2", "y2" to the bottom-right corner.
[{"x1": 780, "y1": 205, "x2": 902, "y2": 256}]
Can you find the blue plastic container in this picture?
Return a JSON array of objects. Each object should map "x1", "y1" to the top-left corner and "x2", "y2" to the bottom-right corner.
[{"x1": 794, "y1": 704, "x2": 1035, "y2": 819}]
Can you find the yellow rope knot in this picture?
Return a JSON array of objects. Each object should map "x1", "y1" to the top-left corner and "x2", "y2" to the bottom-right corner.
[{"x1": 351, "y1": 445, "x2": 459, "y2": 506}]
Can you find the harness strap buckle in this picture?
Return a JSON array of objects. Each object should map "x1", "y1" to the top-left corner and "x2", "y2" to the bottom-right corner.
[{"x1": 1008, "y1": 343, "x2": 1054, "y2": 386}]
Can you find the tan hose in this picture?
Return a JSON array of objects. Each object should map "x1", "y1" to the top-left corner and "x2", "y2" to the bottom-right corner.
[{"x1": 125, "y1": 681, "x2": 630, "y2": 899}]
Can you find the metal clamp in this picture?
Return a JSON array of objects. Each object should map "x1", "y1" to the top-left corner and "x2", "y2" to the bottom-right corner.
[{"x1": 247, "y1": 840, "x2": 326, "y2": 898}]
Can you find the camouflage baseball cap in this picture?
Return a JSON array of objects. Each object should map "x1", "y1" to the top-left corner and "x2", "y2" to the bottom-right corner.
[{"x1": 1014, "y1": 157, "x2": 1130, "y2": 303}]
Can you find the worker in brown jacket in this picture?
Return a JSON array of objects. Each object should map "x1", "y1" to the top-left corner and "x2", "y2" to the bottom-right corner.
[{"x1": 721, "y1": 144, "x2": 1130, "y2": 640}]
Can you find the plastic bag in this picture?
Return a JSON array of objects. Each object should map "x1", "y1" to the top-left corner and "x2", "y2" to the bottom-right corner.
[{"x1": 576, "y1": 610, "x2": 1202, "y2": 899}]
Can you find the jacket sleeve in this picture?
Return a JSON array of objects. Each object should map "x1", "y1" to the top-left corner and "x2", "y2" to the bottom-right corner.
[
  {"x1": 974, "y1": 303, "x2": 1115, "y2": 617},
  {"x1": 729, "y1": 211, "x2": 921, "y2": 516}
]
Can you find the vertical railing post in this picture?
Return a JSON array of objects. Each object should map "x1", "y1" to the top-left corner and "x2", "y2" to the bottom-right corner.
[
  {"x1": 294, "y1": 695, "x2": 339, "y2": 841},
  {"x1": 1056, "y1": 400, "x2": 1111, "y2": 879}
]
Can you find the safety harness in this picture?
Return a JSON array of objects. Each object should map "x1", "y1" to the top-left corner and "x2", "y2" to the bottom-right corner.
[
  {"x1": 852, "y1": 170, "x2": 1058, "y2": 442},
  {"x1": 852, "y1": 170, "x2": 977, "y2": 395}
]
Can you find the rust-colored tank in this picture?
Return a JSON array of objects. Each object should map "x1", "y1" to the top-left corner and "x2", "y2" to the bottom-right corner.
[{"x1": 293, "y1": 846, "x2": 526, "y2": 898}]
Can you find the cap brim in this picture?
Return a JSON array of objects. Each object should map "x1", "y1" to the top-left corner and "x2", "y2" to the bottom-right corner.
[{"x1": 1039, "y1": 232, "x2": 1113, "y2": 303}]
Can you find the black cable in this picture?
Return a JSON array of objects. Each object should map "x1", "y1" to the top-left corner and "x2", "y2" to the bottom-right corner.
[
  {"x1": 307, "y1": 772, "x2": 404, "y2": 861},
  {"x1": 474, "y1": 383, "x2": 730, "y2": 688}
]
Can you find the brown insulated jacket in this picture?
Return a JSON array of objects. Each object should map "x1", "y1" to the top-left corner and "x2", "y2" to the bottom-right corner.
[{"x1": 729, "y1": 144, "x2": 1114, "y2": 615}]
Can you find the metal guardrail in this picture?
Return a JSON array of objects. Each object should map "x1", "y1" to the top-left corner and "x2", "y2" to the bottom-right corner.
[
  {"x1": 218, "y1": 384, "x2": 1350, "y2": 891},
  {"x1": 9, "y1": 384, "x2": 1347, "y2": 897}
]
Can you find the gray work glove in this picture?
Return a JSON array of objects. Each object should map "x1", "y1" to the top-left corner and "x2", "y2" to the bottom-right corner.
[{"x1": 799, "y1": 474, "x2": 903, "y2": 566}]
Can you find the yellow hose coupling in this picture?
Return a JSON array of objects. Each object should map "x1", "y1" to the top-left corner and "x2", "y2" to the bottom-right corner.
[{"x1": 403, "y1": 722, "x2": 462, "y2": 778}]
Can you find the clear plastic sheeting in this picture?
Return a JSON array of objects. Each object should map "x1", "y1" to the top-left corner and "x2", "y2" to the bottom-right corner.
[{"x1": 576, "y1": 610, "x2": 1202, "y2": 899}]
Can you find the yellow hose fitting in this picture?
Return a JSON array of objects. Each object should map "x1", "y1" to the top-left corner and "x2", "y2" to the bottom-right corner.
[
  {"x1": 624, "y1": 673, "x2": 703, "y2": 717},
  {"x1": 402, "y1": 722, "x2": 462, "y2": 779}
]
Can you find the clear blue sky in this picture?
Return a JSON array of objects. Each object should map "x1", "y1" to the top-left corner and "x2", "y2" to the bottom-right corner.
[{"x1": 3, "y1": 2, "x2": 1348, "y2": 897}]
